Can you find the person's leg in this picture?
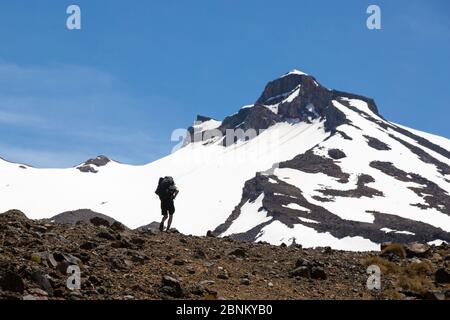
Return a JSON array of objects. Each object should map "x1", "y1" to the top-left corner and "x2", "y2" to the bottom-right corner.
[
  {"x1": 166, "y1": 200, "x2": 175, "y2": 231},
  {"x1": 160, "y1": 214, "x2": 167, "y2": 231},
  {"x1": 166, "y1": 214, "x2": 173, "y2": 231},
  {"x1": 159, "y1": 200, "x2": 168, "y2": 231}
]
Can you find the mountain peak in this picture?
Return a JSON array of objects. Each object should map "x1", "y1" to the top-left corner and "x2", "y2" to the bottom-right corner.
[
  {"x1": 183, "y1": 70, "x2": 382, "y2": 148},
  {"x1": 76, "y1": 155, "x2": 111, "y2": 173},
  {"x1": 281, "y1": 69, "x2": 309, "y2": 77},
  {"x1": 256, "y1": 69, "x2": 321, "y2": 106}
]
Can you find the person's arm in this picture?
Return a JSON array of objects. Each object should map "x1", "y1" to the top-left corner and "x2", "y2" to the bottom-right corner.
[{"x1": 173, "y1": 187, "x2": 179, "y2": 199}]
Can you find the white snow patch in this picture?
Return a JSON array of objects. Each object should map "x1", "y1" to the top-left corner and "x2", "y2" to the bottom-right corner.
[
  {"x1": 256, "y1": 220, "x2": 379, "y2": 251},
  {"x1": 381, "y1": 228, "x2": 415, "y2": 235},
  {"x1": 192, "y1": 119, "x2": 222, "y2": 132},
  {"x1": 264, "y1": 104, "x2": 279, "y2": 114},
  {"x1": 428, "y1": 239, "x2": 447, "y2": 246},
  {"x1": 274, "y1": 193, "x2": 299, "y2": 199},
  {"x1": 222, "y1": 194, "x2": 271, "y2": 236},
  {"x1": 306, "y1": 103, "x2": 318, "y2": 116},
  {"x1": 281, "y1": 69, "x2": 308, "y2": 77},
  {"x1": 284, "y1": 87, "x2": 301, "y2": 103},
  {"x1": 298, "y1": 217, "x2": 319, "y2": 224},
  {"x1": 338, "y1": 98, "x2": 381, "y2": 120},
  {"x1": 282, "y1": 203, "x2": 311, "y2": 212}
]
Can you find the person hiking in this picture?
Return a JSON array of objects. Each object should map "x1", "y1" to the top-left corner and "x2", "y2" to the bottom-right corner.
[{"x1": 155, "y1": 176, "x2": 179, "y2": 232}]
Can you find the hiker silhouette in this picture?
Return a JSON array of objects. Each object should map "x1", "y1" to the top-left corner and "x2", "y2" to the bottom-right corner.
[{"x1": 155, "y1": 176, "x2": 179, "y2": 232}]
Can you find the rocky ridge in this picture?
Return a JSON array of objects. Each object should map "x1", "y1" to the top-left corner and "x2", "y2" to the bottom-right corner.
[{"x1": 1, "y1": 210, "x2": 449, "y2": 300}]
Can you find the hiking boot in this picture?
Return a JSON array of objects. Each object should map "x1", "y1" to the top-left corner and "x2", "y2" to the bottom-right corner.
[{"x1": 159, "y1": 223, "x2": 164, "y2": 232}]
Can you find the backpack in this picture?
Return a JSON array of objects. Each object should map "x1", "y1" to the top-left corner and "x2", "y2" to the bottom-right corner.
[{"x1": 155, "y1": 176, "x2": 176, "y2": 199}]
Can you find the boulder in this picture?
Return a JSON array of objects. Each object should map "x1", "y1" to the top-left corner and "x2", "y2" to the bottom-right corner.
[
  {"x1": 161, "y1": 275, "x2": 184, "y2": 298},
  {"x1": 445, "y1": 289, "x2": 450, "y2": 299},
  {"x1": 111, "y1": 239, "x2": 133, "y2": 249},
  {"x1": 289, "y1": 266, "x2": 311, "y2": 278},
  {"x1": 311, "y1": 267, "x2": 327, "y2": 280},
  {"x1": 322, "y1": 247, "x2": 332, "y2": 254},
  {"x1": 193, "y1": 248, "x2": 207, "y2": 259},
  {"x1": 173, "y1": 260, "x2": 185, "y2": 266},
  {"x1": 80, "y1": 241, "x2": 98, "y2": 250},
  {"x1": 90, "y1": 217, "x2": 110, "y2": 227},
  {"x1": 110, "y1": 221, "x2": 126, "y2": 232},
  {"x1": 227, "y1": 247, "x2": 248, "y2": 258},
  {"x1": 435, "y1": 268, "x2": 450, "y2": 284},
  {"x1": 96, "y1": 231, "x2": 116, "y2": 241},
  {"x1": 50, "y1": 251, "x2": 81, "y2": 273},
  {"x1": 52, "y1": 252, "x2": 81, "y2": 266},
  {"x1": 295, "y1": 258, "x2": 312, "y2": 268},
  {"x1": 0, "y1": 270, "x2": 24, "y2": 293},
  {"x1": 32, "y1": 225, "x2": 48, "y2": 233},
  {"x1": 405, "y1": 242, "x2": 430, "y2": 258},
  {"x1": 425, "y1": 290, "x2": 445, "y2": 300},
  {"x1": 217, "y1": 270, "x2": 229, "y2": 280},
  {"x1": 27, "y1": 288, "x2": 49, "y2": 297},
  {"x1": 190, "y1": 284, "x2": 206, "y2": 296},
  {"x1": 130, "y1": 236, "x2": 145, "y2": 246},
  {"x1": 109, "y1": 258, "x2": 131, "y2": 271},
  {"x1": 30, "y1": 271, "x2": 53, "y2": 296},
  {"x1": 186, "y1": 266, "x2": 196, "y2": 274}
]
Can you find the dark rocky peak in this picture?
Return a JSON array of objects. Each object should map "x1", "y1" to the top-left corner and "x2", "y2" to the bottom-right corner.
[
  {"x1": 195, "y1": 115, "x2": 215, "y2": 123},
  {"x1": 218, "y1": 105, "x2": 281, "y2": 135},
  {"x1": 77, "y1": 155, "x2": 111, "y2": 173},
  {"x1": 256, "y1": 70, "x2": 321, "y2": 105},
  {"x1": 84, "y1": 155, "x2": 110, "y2": 167},
  {"x1": 185, "y1": 115, "x2": 221, "y2": 145}
]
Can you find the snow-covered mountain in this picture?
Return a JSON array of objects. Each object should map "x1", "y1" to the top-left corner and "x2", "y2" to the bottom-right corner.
[{"x1": 1, "y1": 69, "x2": 450, "y2": 251}]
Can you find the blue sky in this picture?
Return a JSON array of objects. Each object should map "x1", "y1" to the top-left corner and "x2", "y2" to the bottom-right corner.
[{"x1": 0, "y1": 0, "x2": 449, "y2": 167}]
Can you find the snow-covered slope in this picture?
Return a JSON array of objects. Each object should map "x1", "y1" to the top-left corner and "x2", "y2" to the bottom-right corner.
[
  {"x1": 1, "y1": 70, "x2": 450, "y2": 250},
  {"x1": 0, "y1": 119, "x2": 328, "y2": 233}
]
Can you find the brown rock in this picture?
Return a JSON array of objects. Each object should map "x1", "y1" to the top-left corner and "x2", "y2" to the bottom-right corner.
[
  {"x1": 435, "y1": 268, "x2": 450, "y2": 284},
  {"x1": 405, "y1": 242, "x2": 430, "y2": 258}
]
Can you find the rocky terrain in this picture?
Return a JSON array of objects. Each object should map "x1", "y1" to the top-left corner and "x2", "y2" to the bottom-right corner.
[{"x1": 1, "y1": 209, "x2": 449, "y2": 300}]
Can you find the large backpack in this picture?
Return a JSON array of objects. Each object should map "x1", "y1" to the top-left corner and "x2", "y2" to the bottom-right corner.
[{"x1": 155, "y1": 176, "x2": 175, "y2": 199}]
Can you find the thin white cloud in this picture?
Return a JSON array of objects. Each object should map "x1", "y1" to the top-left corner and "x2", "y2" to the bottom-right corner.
[
  {"x1": 0, "y1": 144, "x2": 88, "y2": 168},
  {"x1": 0, "y1": 61, "x2": 116, "y2": 95},
  {"x1": 399, "y1": 2, "x2": 450, "y2": 41},
  {"x1": 0, "y1": 60, "x2": 166, "y2": 167},
  {"x1": 0, "y1": 110, "x2": 47, "y2": 127}
]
